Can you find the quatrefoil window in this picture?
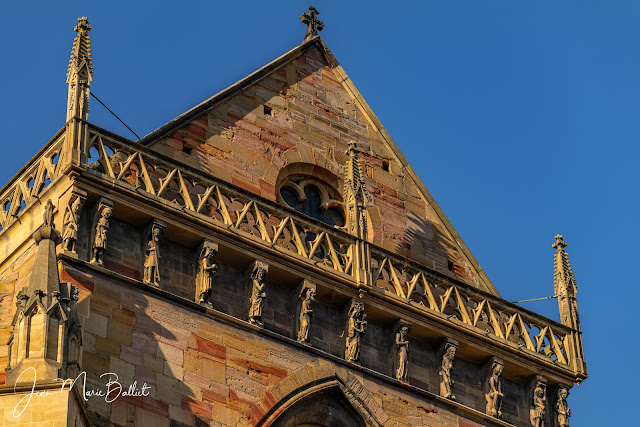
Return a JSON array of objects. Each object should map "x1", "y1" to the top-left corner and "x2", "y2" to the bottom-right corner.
[{"x1": 279, "y1": 178, "x2": 345, "y2": 228}]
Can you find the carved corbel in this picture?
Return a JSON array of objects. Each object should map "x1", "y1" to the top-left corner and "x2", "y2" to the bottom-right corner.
[
  {"x1": 483, "y1": 357, "x2": 504, "y2": 418},
  {"x1": 294, "y1": 280, "x2": 316, "y2": 344},
  {"x1": 61, "y1": 189, "x2": 86, "y2": 257},
  {"x1": 247, "y1": 260, "x2": 269, "y2": 327},
  {"x1": 196, "y1": 239, "x2": 218, "y2": 307},
  {"x1": 528, "y1": 375, "x2": 548, "y2": 427},
  {"x1": 393, "y1": 319, "x2": 411, "y2": 382},
  {"x1": 438, "y1": 338, "x2": 458, "y2": 401},
  {"x1": 89, "y1": 198, "x2": 113, "y2": 266},
  {"x1": 143, "y1": 220, "x2": 166, "y2": 287}
]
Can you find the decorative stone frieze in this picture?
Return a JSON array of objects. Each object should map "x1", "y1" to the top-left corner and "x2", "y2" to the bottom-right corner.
[
  {"x1": 143, "y1": 219, "x2": 166, "y2": 286},
  {"x1": 89, "y1": 198, "x2": 113, "y2": 266},
  {"x1": 196, "y1": 239, "x2": 218, "y2": 306},
  {"x1": 393, "y1": 320, "x2": 411, "y2": 382},
  {"x1": 295, "y1": 280, "x2": 316, "y2": 344},
  {"x1": 78, "y1": 126, "x2": 587, "y2": 386},
  {"x1": 248, "y1": 260, "x2": 269, "y2": 327},
  {"x1": 484, "y1": 357, "x2": 504, "y2": 418},
  {"x1": 439, "y1": 338, "x2": 458, "y2": 401}
]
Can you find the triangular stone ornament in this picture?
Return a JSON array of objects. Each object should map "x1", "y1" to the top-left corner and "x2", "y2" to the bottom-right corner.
[{"x1": 141, "y1": 33, "x2": 500, "y2": 296}]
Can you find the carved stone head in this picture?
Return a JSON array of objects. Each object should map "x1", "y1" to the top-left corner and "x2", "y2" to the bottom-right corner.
[
  {"x1": 250, "y1": 261, "x2": 268, "y2": 280},
  {"x1": 72, "y1": 198, "x2": 82, "y2": 213},
  {"x1": 445, "y1": 344, "x2": 457, "y2": 358},
  {"x1": 302, "y1": 287, "x2": 316, "y2": 301},
  {"x1": 399, "y1": 325, "x2": 409, "y2": 338},
  {"x1": 492, "y1": 362, "x2": 503, "y2": 377},
  {"x1": 204, "y1": 246, "x2": 218, "y2": 261},
  {"x1": 348, "y1": 300, "x2": 364, "y2": 318},
  {"x1": 535, "y1": 383, "x2": 546, "y2": 398},
  {"x1": 102, "y1": 206, "x2": 112, "y2": 218},
  {"x1": 559, "y1": 387, "x2": 569, "y2": 400}
]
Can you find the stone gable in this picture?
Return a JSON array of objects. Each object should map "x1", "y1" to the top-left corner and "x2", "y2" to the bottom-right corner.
[{"x1": 146, "y1": 42, "x2": 496, "y2": 295}]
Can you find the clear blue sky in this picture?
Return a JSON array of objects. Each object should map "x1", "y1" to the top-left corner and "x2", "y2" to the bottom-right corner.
[{"x1": 1, "y1": 1, "x2": 636, "y2": 424}]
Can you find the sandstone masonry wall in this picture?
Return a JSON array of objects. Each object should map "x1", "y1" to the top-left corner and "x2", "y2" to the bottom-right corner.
[{"x1": 149, "y1": 45, "x2": 485, "y2": 290}]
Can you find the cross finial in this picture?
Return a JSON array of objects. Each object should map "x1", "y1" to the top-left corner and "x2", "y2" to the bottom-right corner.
[
  {"x1": 67, "y1": 16, "x2": 93, "y2": 83},
  {"x1": 552, "y1": 234, "x2": 567, "y2": 250},
  {"x1": 346, "y1": 140, "x2": 359, "y2": 157},
  {"x1": 75, "y1": 16, "x2": 92, "y2": 34},
  {"x1": 300, "y1": 5, "x2": 324, "y2": 40}
]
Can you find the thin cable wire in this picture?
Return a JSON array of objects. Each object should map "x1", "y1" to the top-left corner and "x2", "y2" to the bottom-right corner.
[
  {"x1": 511, "y1": 295, "x2": 559, "y2": 304},
  {"x1": 90, "y1": 91, "x2": 140, "y2": 139}
]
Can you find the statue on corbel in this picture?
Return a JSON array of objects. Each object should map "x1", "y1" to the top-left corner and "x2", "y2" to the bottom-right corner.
[
  {"x1": 295, "y1": 280, "x2": 316, "y2": 344},
  {"x1": 554, "y1": 386, "x2": 571, "y2": 427},
  {"x1": 484, "y1": 357, "x2": 504, "y2": 418},
  {"x1": 439, "y1": 339, "x2": 458, "y2": 401},
  {"x1": 529, "y1": 376, "x2": 547, "y2": 427},
  {"x1": 393, "y1": 320, "x2": 411, "y2": 382},
  {"x1": 196, "y1": 240, "x2": 218, "y2": 306},
  {"x1": 248, "y1": 260, "x2": 268, "y2": 327},
  {"x1": 62, "y1": 193, "x2": 85, "y2": 255},
  {"x1": 345, "y1": 298, "x2": 366, "y2": 363},
  {"x1": 143, "y1": 220, "x2": 166, "y2": 286},
  {"x1": 90, "y1": 198, "x2": 113, "y2": 266}
]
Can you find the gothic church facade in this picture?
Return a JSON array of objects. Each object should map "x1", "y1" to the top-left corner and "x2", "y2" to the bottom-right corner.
[{"x1": 0, "y1": 8, "x2": 586, "y2": 427}]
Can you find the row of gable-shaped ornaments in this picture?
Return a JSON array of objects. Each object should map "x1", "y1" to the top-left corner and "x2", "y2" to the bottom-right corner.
[{"x1": 60, "y1": 195, "x2": 571, "y2": 426}]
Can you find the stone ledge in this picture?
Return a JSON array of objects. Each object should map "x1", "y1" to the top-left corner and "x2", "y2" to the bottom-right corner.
[{"x1": 61, "y1": 254, "x2": 515, "y2": 426}]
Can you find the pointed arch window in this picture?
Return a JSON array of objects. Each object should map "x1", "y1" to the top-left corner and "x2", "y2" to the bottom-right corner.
[
  {"x1": 276, "y1": 164, "x2": 345, "y2": 228},
  {"x1": 279, "y1": 178, "x2": 345, "y2": 227}
]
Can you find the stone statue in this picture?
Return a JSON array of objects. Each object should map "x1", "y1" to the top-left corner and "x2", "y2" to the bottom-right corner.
[
  {"x1": 530, "y1": 381, "x2": 547, "y2": 427},
  {"x1": 143, "y1": 224, "x2": 163, "y2": 286},
  {"x1": 297, "y1": 284, "x2": 316, "y2": 343},
  {"x1": 248, "y1": 261, "x2": 268, "y2": 327},
  {"x1": 345, "y1": 300, "x2": 367, "y2": 363},
  {"x1": 62, "y1": 197, "x2": 83, "y2": 253},
  {"x1": 90, "y1": 205, "x2": 111, "y2": 265},
  {"x1": 439, "y1": 342, "x2": 457, "y2": 401},
  {"x1": 394, "y1": 323, "x2": 410, "y2": 382},
  {"x1": 44, "y1": 199, "x2": 55, "y2": 228},
  {"x1": 197, "y1": 242, "x2": 218, "y2": 306},
  {"x1": 485, "y1": 359, "x2": 504, "y2": 418},
  {"x1": 555, "y1": 387, "x2": 571, "y2": 427},
  {"x1": 15, "y1": 290, "x2": 28, "y2": 312}
]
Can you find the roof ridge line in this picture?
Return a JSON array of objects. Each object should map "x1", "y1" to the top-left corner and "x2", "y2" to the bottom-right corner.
[
  {"x1": 325, "y1": 48, "x2": 500, "y2": 296},
  {"x1": 138, "y1": 36, "x2": 326, "y2": 145}
]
